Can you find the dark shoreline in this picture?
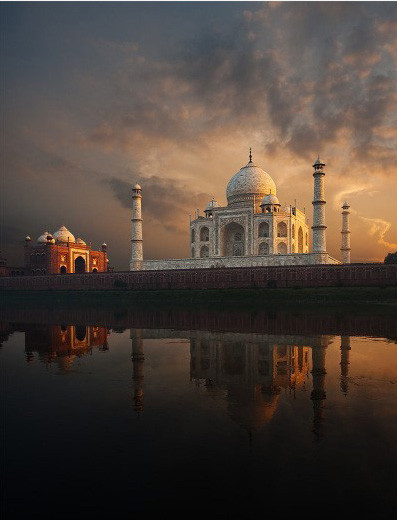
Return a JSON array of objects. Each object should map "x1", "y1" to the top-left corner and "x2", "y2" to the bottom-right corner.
[{"x1": 1, "y1": 286, "x2": 397, "y2": 309}]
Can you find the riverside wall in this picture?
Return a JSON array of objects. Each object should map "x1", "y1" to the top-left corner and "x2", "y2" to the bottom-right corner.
[{"x1": 0, "y1": 263, "x2": 396, "y2": 291}]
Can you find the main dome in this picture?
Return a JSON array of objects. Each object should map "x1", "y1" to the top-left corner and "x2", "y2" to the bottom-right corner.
[
  {"x1": 53, "y1": 225, "x2": 75, "y2": 243},
  {"x1": 226, "y1": 159, "x2": 276, "y2": 207}
]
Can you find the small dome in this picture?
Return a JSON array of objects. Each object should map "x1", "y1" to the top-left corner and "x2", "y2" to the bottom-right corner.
[
  {"x1": 261, "y1": 193, "x2": 280, "y2": 206},
  {"x1": 133, "y1": 183, "x2": 141, "y2": 190},
  {"x1": 76, "y1": 238, "x2": 86, "y2": 245},
  {"x1": 25, "y1": 235, "x2": 31, "y2": 241},
  {"x1": 37, "y1": 231, "x2": 51, "y2": 243},
  {"x1": 53, "y1": 226, "x2": 75, "y2": 243},
  {"x1": 205, "y1": 199, "x2": 219, "y2": 211}
]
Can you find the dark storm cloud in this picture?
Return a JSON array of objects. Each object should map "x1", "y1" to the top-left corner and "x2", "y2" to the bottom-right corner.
[
  {"x1": 107, "y1": 176, "x2": 210, "y2": 233},
  {"x1": 84, "y1": 2, "x2": 396, "y2": 170}
]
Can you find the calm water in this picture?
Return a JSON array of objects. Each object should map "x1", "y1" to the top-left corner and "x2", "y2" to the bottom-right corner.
[{"x1": 2, "y1": 305, "x2": 397, "y2": 518}]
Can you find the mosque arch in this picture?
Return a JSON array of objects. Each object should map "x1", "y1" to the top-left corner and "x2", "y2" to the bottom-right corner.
[
  {"x1": 74, "y1": 256, "x2": 86, "y2": 274},
  {"x1": 258, "y1": 221, "x2": 269, "y2": 238},
  {"x1": 221, "y1": 222, "x2": 245, "y2": 257},
  {"x1": 92, "y1": 268, "x2": 98, "y2": 273},
  {"x1": 298, "y1": 227, "x2": 304, "y2": 253},
  {"x1": 75, "y1": 326, "x2": 86, "y2": 342},
  {"x1": 200, "y1": 226, "x2": 209, "y2": 242},
  {"x1": 258, "y1": 242, "x2": 269, "y2": 255},
  {"x1": 277, "y1": 221, "x2": 287, "y2": 238},
  {"x1": 277, "y1": 242, "x2": 287, "y2": 255},
  {"x1": 191, "y1": 229, "x2": 195, "y2": 243},
  {"x1": 60, "y1": 266, "x2": 67, "y2": 274},
  {"x1": 200, "y1": 245, "x2": 209, "y2": 258}
]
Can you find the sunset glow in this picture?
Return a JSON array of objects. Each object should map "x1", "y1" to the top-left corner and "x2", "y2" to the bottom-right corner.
[{"x1": 2, "y1": 2, "x2": 397, "y2": 269}]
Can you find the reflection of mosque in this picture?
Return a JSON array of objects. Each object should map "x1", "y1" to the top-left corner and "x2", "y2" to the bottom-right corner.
[
  {"x1": 130, "y1": 329, "x2": 352, "y2": 438},
  {"x1": 24, "y1": 324, "x2": 110, "y2": 372}
]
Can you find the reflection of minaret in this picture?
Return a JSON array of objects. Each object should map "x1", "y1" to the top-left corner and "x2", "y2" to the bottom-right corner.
[
  {"x1": 131, "y1": 329, "x2": 144, "y2": 413},
  {"x1": 340, "y1": 336, "x2": 351, "y2": 395},
  {"x1": 311, "y1": 342, "x2": 327, "y2": 438}
]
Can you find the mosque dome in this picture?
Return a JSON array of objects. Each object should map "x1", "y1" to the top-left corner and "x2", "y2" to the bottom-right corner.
[
  {"x1": 226, "y1": 152, "x2": 276, "y2": 207},
  {"x1": 261, "y1": 193, "x2": 280, "y2": 206},
  {"x1": 37, "y1": 231, "x2": 51, "y2": 243},
  {"x1": 133, "y1": 183, "x2": 141, "y2": 190},
  {"x1": 76, "y1": 238, "x2": 86, "y2": 245},
  {"x1": 53, "y1": 226, "x2": 75, "y2": 243}
]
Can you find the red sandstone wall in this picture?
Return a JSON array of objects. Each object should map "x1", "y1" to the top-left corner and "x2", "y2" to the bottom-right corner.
[{"x1": 0, "y1": 263, "x2": 396, "y2": 290}]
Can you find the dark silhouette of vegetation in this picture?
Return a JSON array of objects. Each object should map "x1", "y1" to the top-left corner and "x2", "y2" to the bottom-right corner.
[{"x1": 384, "y1": 252, "x2": 397, "y2": 264}]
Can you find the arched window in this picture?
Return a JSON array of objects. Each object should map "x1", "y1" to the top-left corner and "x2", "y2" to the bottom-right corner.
[
  {"x1": 220, "y1": 222, "x2": 245, "y2": 257},
  {"x1": 277, "y1": 222, "x2": 287, "y2": 237},
  {"x1": 233, "y1": 245, "x2": 243, "y2": 256},
  {"x1": 277, "y1": 242, "x2": 287, "y2": 255},
  {"x1": 298, "y1": 227, "x2": 304, "y2": 253},
  {"x1": 191, "y1": 229, "x2": 195, "y2": 243},
  {"x1": 191, "y1": 247, "x2": 195, "y2": 258},
  {"x1": 305, "y1": 232, "x2": 308, "y2": 246},
  {"x1": 200, "y1": 245, "x2": 209, "y2": 258},
  {"x1": 92, "y1": 268, "x2": 98, "y2": 273},
  {"x1": 258, "y1": 221, "x2": 269, "y2": 238},
  {"x1": 259, "y1": 242, "x2": 269, "y2": 255},
  {"x1": 200, "y1": 227, "x2": 209, "y2": 242},
  {"x1": 292, "y1": 224, "x2": 295, "y2": 237},
  {"x1": 60, "y1": 266, "x2": 67, "y2": 274},
  {"x1": 74, "y1": 256, "x2": 85, "y2": 273}
]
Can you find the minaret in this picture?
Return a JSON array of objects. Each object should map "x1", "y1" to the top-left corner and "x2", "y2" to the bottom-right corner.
[
  {"x1": 311, "y1": 339, "x2": 327, "y2": 439},
  {"x1": 341, "y1": 201, "x2": 351, "y2": 264},
  {"x1": 130, "y1": 183, "x2": 143, "y2": 271},
  {"x1": 340, "y1": 336, "x2": 351, "y2": 395},
  {"x1": 312, "y1": 157, "x2": 327, "y2": 253},
  {"x1": 131, "y1": 329, "x2": 144, "y2": 413}
]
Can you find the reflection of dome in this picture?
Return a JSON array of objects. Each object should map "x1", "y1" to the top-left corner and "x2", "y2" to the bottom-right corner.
[
  {"x1": 261, "y1": 193, "x2": 280, "y2": 206},
  {"x1": 76, "y1": 238, "x2": 86, "y2": 245},
  {"x1": 37, "y1": 231, "x2": 51, "y2": 243},
  {"x1": 226, "y1": 159, "x2": 276, "y2": 207},
  {"x1": 53, "y1": 226, "x2": 75, "y2": 243},
  {"x1": 227, "y1": 386, "x2": 279, "y2": 434}
]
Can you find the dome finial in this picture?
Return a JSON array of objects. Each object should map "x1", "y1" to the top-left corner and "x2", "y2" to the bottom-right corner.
[{"x1": 249, "y1": 147, "x2": 252, "y2": 163}]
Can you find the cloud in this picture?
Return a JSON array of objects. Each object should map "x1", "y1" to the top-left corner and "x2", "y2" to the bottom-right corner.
[
  {"x1": 360, "y1": 217, "x2": 397, "y2": 250},
  {"x1": 332, "y1": 183, "x2": 377, "y2": 210},
  {"x1": 106, "y1": 175, "x2": 211, "y2": 234}
]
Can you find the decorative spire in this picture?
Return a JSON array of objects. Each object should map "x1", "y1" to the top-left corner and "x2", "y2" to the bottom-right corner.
[{"x1": 249, "y1": 147, "x2": 252, "y2": 164}]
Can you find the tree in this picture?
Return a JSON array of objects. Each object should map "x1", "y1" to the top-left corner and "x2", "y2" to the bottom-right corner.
[{"x1": 384, "y1": 252, "x2": 397, "y2": 264}]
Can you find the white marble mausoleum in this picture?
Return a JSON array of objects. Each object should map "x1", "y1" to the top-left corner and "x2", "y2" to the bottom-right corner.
[{"x1": 130, "y1": 151, "x2": 347, "y2": 271}]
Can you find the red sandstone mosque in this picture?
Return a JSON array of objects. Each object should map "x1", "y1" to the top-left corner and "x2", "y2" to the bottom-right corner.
[{"x1": 24, "y1": 225, "x2": 108, "y2": 275}]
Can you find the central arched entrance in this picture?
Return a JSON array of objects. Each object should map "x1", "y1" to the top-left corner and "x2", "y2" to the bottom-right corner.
[
  {"x1": 221, "y1": 222, "x2": 245, "y2": 257},
  {"x1": 74, "y1": 256, "x2": 86, "y2": 273}
]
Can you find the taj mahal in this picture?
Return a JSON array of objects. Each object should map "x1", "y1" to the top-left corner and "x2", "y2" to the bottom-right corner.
[{"x1": 130, "y1": 151, "x2": 351, "y2": 271}]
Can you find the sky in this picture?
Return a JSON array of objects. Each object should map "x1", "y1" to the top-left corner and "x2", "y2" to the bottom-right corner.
[{"x1": 1, "y1": 1, "x2": 397, "y2": 270}]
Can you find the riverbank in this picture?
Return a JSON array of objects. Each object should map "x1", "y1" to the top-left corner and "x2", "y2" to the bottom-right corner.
[{"x1": 2, "y1": 285, "x2": 397, "y2": 309}]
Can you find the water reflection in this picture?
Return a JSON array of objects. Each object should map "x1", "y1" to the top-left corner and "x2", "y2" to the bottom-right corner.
[
  {"x1": 130, "y1": 330, "x2": 353, "y2": 439},
  {"x1": 0, "y1": 321, "x2": 382, "y2": 439},
  {"x1": 20, "y1": 324, "x2": 109, "y2": 371},
  {"x1": 2, "y1": 307, "x2": 396, "y2": 516}
]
